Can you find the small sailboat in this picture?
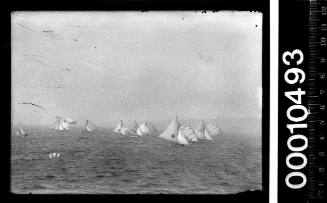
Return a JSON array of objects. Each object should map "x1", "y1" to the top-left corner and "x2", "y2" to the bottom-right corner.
[
  {"x1": 205, "y1": 123, "x2": 223, "y2": 136},
  {"x1": 194, "y1": 120, "x2": 222, "y2": 140},
  {"x1": 194, "y1": 120, "x2": 207, "y2": 140},
  {"x1": 113, "y1": 120, "x2": 128, "y2": 135},
  {"x1": 50, "y1": 117, "x2": 70, "y2": 131},
  {"x1": 195, "y1": 120, "x2": 213, "y2": 141},
  {"x1": 180, "y1": 122, "x2": 198, "y2": 143},
  {"x1": 82, "y1": 120, "x2": 96, "y2": 133},
  {"x1": 17, "y1": 125, "x2": 28, "y2": 137},
  {"x1": 127, "y1": 120, "x2": 139, "y2": 136},
  {"x1": 138, "y1": 122, "x2": 150, "y2": 135},
  {"x1": 136, "y1": 127, "x2": 143, "y2": 136},
  {"x1": 158, "y1": 116, "x2": 189, "y2": 145},
  {"x1": 136, "y1": 121, "x2": 158, "y2": 136}
]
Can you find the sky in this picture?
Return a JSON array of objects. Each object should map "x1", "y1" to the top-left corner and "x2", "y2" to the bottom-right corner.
[{"x1": 11, "y1": 11, "x2": 262, "y2": 127}]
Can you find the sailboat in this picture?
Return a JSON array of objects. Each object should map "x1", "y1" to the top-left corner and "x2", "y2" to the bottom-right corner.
[
  {"x1": 136, "y1": 121, "x2": 158, "y2": 136},
  {"x1": 82, "y1": 120, "x2": 96, "y2": 133},
  {"x1": 180, "y1": 122, "x2": 198, "y2": 142},
  {"x1": 113, "y1": 120, "x2": 128, "y2": 135},
  {"x1": 50, "y1": 117, "x2": 69, "y2": 131},
  {"x1": 195, "y1": 120, "x2": 213, "y2": 141},
  {"x1": 127, "y1": 120, "x2": 139, "y2": 136},
  {"x1": 17, "y1": 125, "x2": 28, "y2": 137},
  {"x1": 205, "y1": 123, "x2": 223, "y2": 136},
  {"x1": 158, "y1": 116, "x2": 189, "y2": 145},
  {"x1": 138, "y1": 122, "x2": 150, "y2": 135}
]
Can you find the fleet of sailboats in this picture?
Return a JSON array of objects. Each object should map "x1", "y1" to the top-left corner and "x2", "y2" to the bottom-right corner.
[
  {"x1": 158, "y1": 116, "x2": 223, "y2": 145},
  {"x1": 16, "y1": 114, "x2": 222, "y2": 146},
  {"x1": 113, "y1": 120, "x2": 158, "y2": 137}
]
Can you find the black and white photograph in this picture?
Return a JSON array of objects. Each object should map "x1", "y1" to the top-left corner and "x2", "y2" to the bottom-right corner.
[{"x1": 11, "y1": 11, "x2": 263, "y2": 194}]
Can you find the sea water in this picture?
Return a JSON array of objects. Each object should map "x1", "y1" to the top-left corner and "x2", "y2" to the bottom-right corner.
[{"x1": 11, "y1": 127, "x2": 262, "y2": 194}]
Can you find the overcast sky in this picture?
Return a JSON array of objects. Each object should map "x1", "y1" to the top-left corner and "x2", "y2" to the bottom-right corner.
[{"x1": 12, "y1": 11, "x2": 262, "y2": 127}]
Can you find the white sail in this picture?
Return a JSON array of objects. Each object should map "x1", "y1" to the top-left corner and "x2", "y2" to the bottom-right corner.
[
  {"x1": 84, "y1": 120, "x2": 96, "y2": 132},
  {"x1": 50, "y1": 119, "x2": 59, "y2": 130},
  {"x1": 177, "y1": 128, "x2": 189, "y2": 145},
  {"x1": 127, "y1": 120, "x2": 139, "y2": 135},
  {"x1": 120, "y1": 126, "x2": 128, "y2": 135},
  {"x1": 50, "y1": 117, "x2": 69, "y2": 131},
  {"x1": 205, "y1": 123, "x2": 223, "y2": 136},
  {"x1": 19, "y1": 126, "x2": 25, "y2": 135},
  {"x1": 204, "y1": 128, "x2": 213, "y2": 140},
  {"x1": 113, "y1": 120, "x2": 124, "y2": 133},
  {"x1": 137, "y1": 121, "x2": 158, "y2": 135},
  {"x1": 139, "y1": 122, "x2": 150, "y2": 135},
  {"x1": 136, "y1": 127, "x2": 143, "y2": 136},
  {"x1": 158, "y1": 116, "x2": 180, "y2": 143},
  {"x1": 61, "y1": 120, "x2": 70, "y2": 130},
  {"x1": 58, "y1": 122, "x2": 64, "y2": 130},
  {"x1": 195, "y1": 120, "x2": 206, "y2": 140},
  {"x1": 195, "y1": 120, "x2": 213, "y2": 141},
  {"x1": 17, "y1": 125, "x2": 28, "y2": 136},
  {"x1": 180, "y1": 123, "x2": 198, "y2": 142},
  {"x1": 113, "y1": 120, "x2": 127, "y2": 135}
]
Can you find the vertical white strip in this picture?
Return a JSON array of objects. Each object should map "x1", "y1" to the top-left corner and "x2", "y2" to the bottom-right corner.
[{"x1": 270, "y1": 0, "x2": 279, "y2": 203}]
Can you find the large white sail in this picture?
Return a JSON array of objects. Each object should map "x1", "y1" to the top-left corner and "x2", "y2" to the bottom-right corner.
[
  {"x1": 158, "y1": 116, "x2": 180, "y2": 143},
  {"x1": 180, "y1": 123, "x2": 198, "y2": 142},
  {"x1": 177, "y1": 127, "x2": 189, "y2": 145},
  {"x1": 205, "y1": 123, "x2": 223, "y2": 136}
]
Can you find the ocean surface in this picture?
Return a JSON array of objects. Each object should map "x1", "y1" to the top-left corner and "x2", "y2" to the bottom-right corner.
[{"x1": 11, "y1": 127, "x2": 262, "y2": 194}]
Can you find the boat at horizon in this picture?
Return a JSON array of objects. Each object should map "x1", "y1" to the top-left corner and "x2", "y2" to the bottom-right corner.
[
  {"x1": 158, "y1": 116, "x2": 189, "y2": 146},
  {"x1": 82, "y1": 119, "x2": 96, "y2": 133},
  {"x1": 16, "y1": 125, "x2": 28, "y2": 137},
  {"x1": 113, "y1": 120, "x2": 128, "y2": 135}
]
